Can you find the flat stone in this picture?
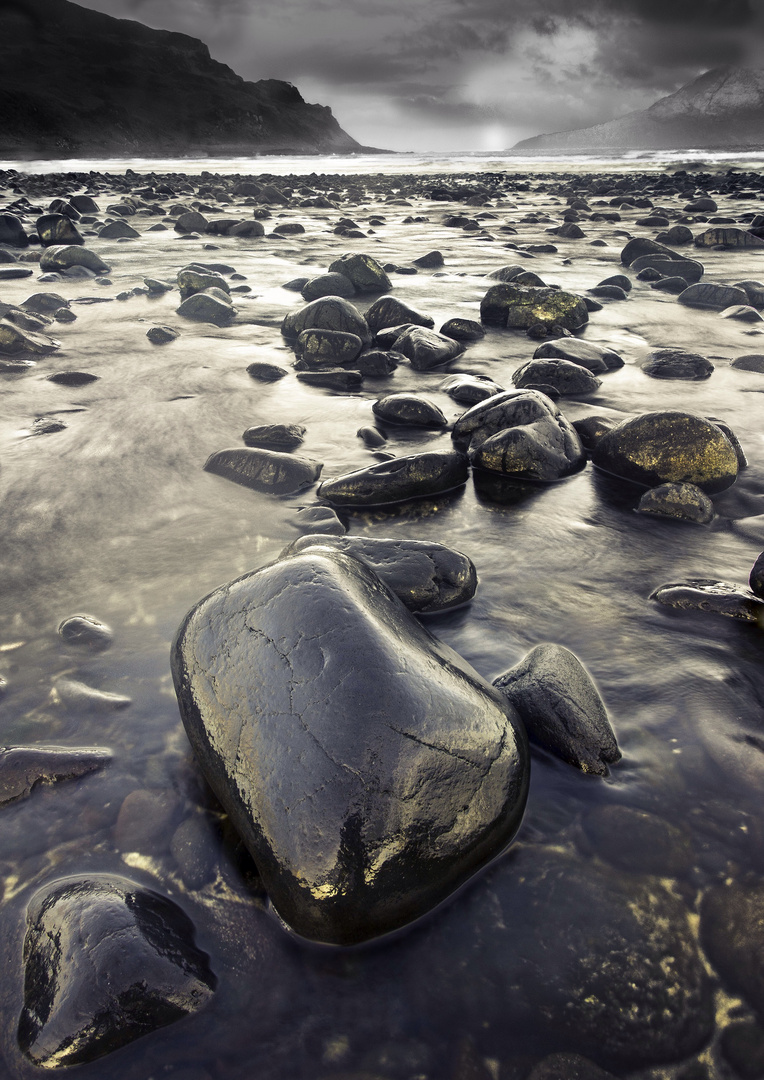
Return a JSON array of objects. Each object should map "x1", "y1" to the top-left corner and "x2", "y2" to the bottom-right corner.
[
  {"x1": 694, "y1": 228, "x2": 764, "y2": 249},
  {"x1": 678, "y1": 282, "x2": 749, "y2": 311},
  {"x1": 47, "y1": 371, "x2": 99, "y2": 386},
  {"x1": 642, "y1": 348, "x2": 713, "y2": 380},
  {"x1": 493, "y1": 643, "x2": 620, "y2": 775},
  {"x1": 650, "y1": 579, "x2": 764, "y2": 622},
  {"x1": 533, "y1": 338, "x2": 623, "y2": 373},
  {"x1": 0, "y1": 745, "x2": 111, "y2": 806},
  {"x1": 204, "y1": 447, "x2": 322, "y2": 495},
  {"x1": 18, "y1": 875, "x2": 216, "y2": 1067},
  {"x1": 319, "y1": 450, "x2": 469, "y2": 506},
  {"x1": 242, "y1": 423, "x2": 306, "y2": 450},
  {"x1": 246, "y1": 361, "x2": 288, "y2": 382},
  {"x1": 0, "y1": 321, "x2": 59, "y2": 355},
  {"x1": 171, "y1": 548, "x2": 528, "y2": 944},
  {"x1": 280, "y1": 534, "x2": 478, "y2": 613},
  {"x1": 295, "y1": 368, "x2": 363, "y2": 391}
]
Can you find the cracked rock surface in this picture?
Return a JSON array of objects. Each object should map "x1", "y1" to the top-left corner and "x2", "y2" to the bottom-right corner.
[
  {"x1": 171, "y1": 548, "x2": 529, "y2": 945},
  {"x1": 17, "y1": 874, "x2": 216, "y2": 1068}
]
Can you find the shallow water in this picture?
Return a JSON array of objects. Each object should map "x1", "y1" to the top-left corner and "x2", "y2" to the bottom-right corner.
[{"x1": 1, "y1": 156, "x2": 764, "y2": 1078}]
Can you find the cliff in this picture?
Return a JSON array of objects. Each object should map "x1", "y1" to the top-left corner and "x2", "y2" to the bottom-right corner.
[
  {"x1": 512, "y1": 67, "x2": 764, "y2": 153},
  {"x1": 0, "y1": 0, "x2": 368, "y2": 157}
]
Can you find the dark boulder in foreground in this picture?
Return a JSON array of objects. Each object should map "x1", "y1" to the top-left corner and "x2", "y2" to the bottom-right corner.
[
  {"x1": 419, "y1": 845, "x2": 713, "y2": 1070},
  {"x1": 18, "y1": 875, "x2": 216, "y2": 1068},
  {"x1": 204, "y1": 447, "x2": 322, "y2": 495},
  {"x1": 319, "y1": 450, "x2": 469, "y2": 506},
  {"x1": 493, "y1": 643, "x2": 620, "y2": 775},
  {"x1": 592, "y1": 411, "x2": 739, "y2": 494},
  {"x1": 171, "y1": 549, "x2": 529, "y2": 944},
  {"x1": 650, "y1": 579, "x2": 764, "y2": 623},
  {"x1": 280, "y1": 535, "x2": 478, "y2": 613}
]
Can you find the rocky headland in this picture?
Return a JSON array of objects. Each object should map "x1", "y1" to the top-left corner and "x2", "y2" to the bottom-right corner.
[{"x1": 0, "y1": 0, "x2": 368, "y2": 158}]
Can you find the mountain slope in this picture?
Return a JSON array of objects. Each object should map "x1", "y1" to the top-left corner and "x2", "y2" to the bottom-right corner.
[
  {"x1": 512, "y1": 67, "x2": 764, "y2": 153},
  {"x1": 0, "y1": 0, "x2": 367, "y2": 157}
]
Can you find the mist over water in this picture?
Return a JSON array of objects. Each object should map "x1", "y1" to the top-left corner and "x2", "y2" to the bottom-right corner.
[{"x1": 1, "y1": 153, "x2": 764, "y2": 1078}]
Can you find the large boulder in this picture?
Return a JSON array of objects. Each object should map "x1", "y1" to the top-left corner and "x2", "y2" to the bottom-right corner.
[
  {"x1": 454, "y1": 390, "x2": 585, "y2": 482},
  {"x1": 39, "y1": 245, "x2": 110, "y2": 274},
  {"x1": 281, "y1": 296, "x2": 371, "y2": 345},
  {"x1": 318, "y1": 450, "x2": 469, "y2": 506},
  {"x1": 592, "y1": 411, "x2": 739, "y2": 494},
  {"x1": 695, "y1": 228, "x2": 764, "y2": 249},
  {"x1": 493, "y1": 644, "x2": 620, "y2": 775},
  {"x1": 391, "y1": 326, "x2": 463, "y2": 370},
  {"x1": 480, "y1": 284, "x2": 588, "y2": 332},
  {"x1": 171, "y1": 549, "x2": 529, "y2": 945},
  {"x1": 18, "y1": 875, "x2": 216, "y2": 1068},
  {"x1": 328, "y1": 253, "x2": 391, "y2": 293},
  {"x1": 279, "y1": 534, "x2": 478, "y2": 613},
  {"x1": 36, "y1": 213, "x2": 85, "y2": 247}
]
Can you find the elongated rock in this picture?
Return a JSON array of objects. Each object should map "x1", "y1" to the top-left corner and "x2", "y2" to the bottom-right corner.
[
  {"x1": 650, "y1": 579, "x2": 764, "y2": 622},
  {"x1": 493, "y1": 644, "x2": 619, "y2": 774},
  {"x1": 318, "y1": 450, "x2": 468, "y2": 506},
  {"x1": 0, "y1": 745, "x2": 111, "y2": 806},
  {"x1": 39, "y1": 245, "x2": 110, "y2": 274},
  {"x1": 204, "y1": 447, "x2": 322, "y2": 495},
  {"x1": 171, "y1": 549, "x2": 529, "y2": 944}
]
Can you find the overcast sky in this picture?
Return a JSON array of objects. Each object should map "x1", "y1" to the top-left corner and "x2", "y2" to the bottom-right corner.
[{"x1": 74, "y1": 0, "x2": 764, "y2": 151}]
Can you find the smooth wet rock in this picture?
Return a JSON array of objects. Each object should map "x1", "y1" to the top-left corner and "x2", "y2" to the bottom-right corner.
[
  {"x1": 204, "y1": 447, "x2": 322, "y2": 495},
  {"x1": 642, "y1": 348, "x2": 713, "y2": 380},
  {"x1": 534, "y1": 338, "x2": 623, "y2": 373},
  {"x1": 440, "y1": 373, "x2": 503, "y2": 404},
  {"x1": 695, "y1": 227, "x2": 764, "y2": 249},
  {"x1": 391, "y1": 326, "x2": 463, "y2": 370},
  {"x1": 372, "y1": 392, "x2": 447, "y2": 428},
  {"x1": 0, "y1": 321, "x2": 59, "y2": 355},
  {"x1": 0, "y1": 213, "x2": 29, "y2": 247},
  {"x1": 0, "y1": 746, "x2": 111, "y2": 806},
  {"x1": 176, "y1": 291, "x2": 235, "y2": 326},
  {"x1": 114, "y1": 788, "x2": 180, "y2": 854},
  {"x1": 651, "y1": 579, "x2": 764, "y2": 623},
  {"x1": 721, "y1": 304, "x2": 763, "y2": 322},
  {"x1": 246, "y1": 361, "x2": 288, "y2": 382},
  {"x1": 328, "y1": 253, "x2": 391, "y2": 294},
  {"x1": 301, "y1": 272, "x2": 355, "y2": 302},
  {"x1": 0, "y1": 266, "x2": 33, "y2": 280},
  {"x1": 631, "y1": 255, "x2": 705, "y2": 283},
  {"x1": 357, "y1": 425, "x2": 387, "y2": 448},
  {"x1": 242, "y1": 423, "x2": 306, "y2": 451},
  {"x1": 592, "y1": 411, "x2": 739, "y2": 494},
  {"x1": 512, "y1": 358, "x2": 601, "y2": 396},
  {"x1": 47, "y1": 370, "x2": 99, "y2": 386},
  {"x1": 39, "y1": 245, "x2": 110, "y2": 274},
  {"x1": 171, "y1": 548, "x2": 528, "y2": 944},
  {"x1": 637, "y1": 482, "x2": 714, "y2": 523},
  {"x1": 281, "y1": 296, "x2": 371, "y2": 345},
  {"x1": 620, "y1": 237, "x2": 682, "y2": 266},
  {"x1": 481, "y1": 283, "x2": 588, "y2": 332},
  {"x1": 99, "y1": 219, "x2": 140, "y2": 240},
  {"x1": 177, "y1": 266, "x2": 229, "y2": 300},
  {"x1": 58, "y1": 614, "x2": 112, "y2": 651},
  {"x1": 18, "y1": 875, "x2": 216, "y2": 1068},
  {"x1": 678, "y1": 282, "x2": 749, "y2": 311},
  {"x1": 53, "y1": 678, "x2": 131, "y2": 711},
  {"x1": 280, "y1": 534, "x2": 478, "y2": 613},
  {"x1": 21, "y1": 292, "x2": 69, "y2": 315},
  {"x1": 734, "y1": 279, "x2": 764, "y2": 308},
  {"x1": 455, "y1": 390, "x2": 585, "y2": 482},
  {"x1": 171, "y1": 815, "x2": 219, "y2": 890},
  {"x1": 701, "y1": 881, "x2": 764, "y2": 1021},
  {"x1": 493, "y1": 644, "x2": 619, "y2": 775},
  {"x1": 412, "y1": 250, "x2": 444, "y2": 268},
  {"x1": 295, "y1": 328, "x2": 363, "y2": 366},
  {"x1": 319, "y1": 450, "x2": 469, "y2": 506},
  {"x1": 296, "y1": 368, "x2": 362, "y2": 391},
  {"x1": 356, "y1": 349, "x2": 401, "y2": 377},
  {"x1": 439, "y1": 317, "x2": 485, "y2": 342},
  {"x1": 365, "y1": 296, "x2": 434, "y2": 333},
  {"x1": 147, "y1": 325, "x2": 179, "y2": 345},
  {"x1": 572, "y1": 414, "x2": 616, "y2": 451},
  {"x1": 36, "y1": 214, "x2": 85, "y2": 247}
]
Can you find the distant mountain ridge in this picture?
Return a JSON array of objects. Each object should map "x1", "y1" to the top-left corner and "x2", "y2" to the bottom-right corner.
[
  {"x1": 513, "y1": 67, "x2": 764, "y2": 153},
  {"x1": 0, "y1": 0, "x2": 368, "y2": 158}
]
